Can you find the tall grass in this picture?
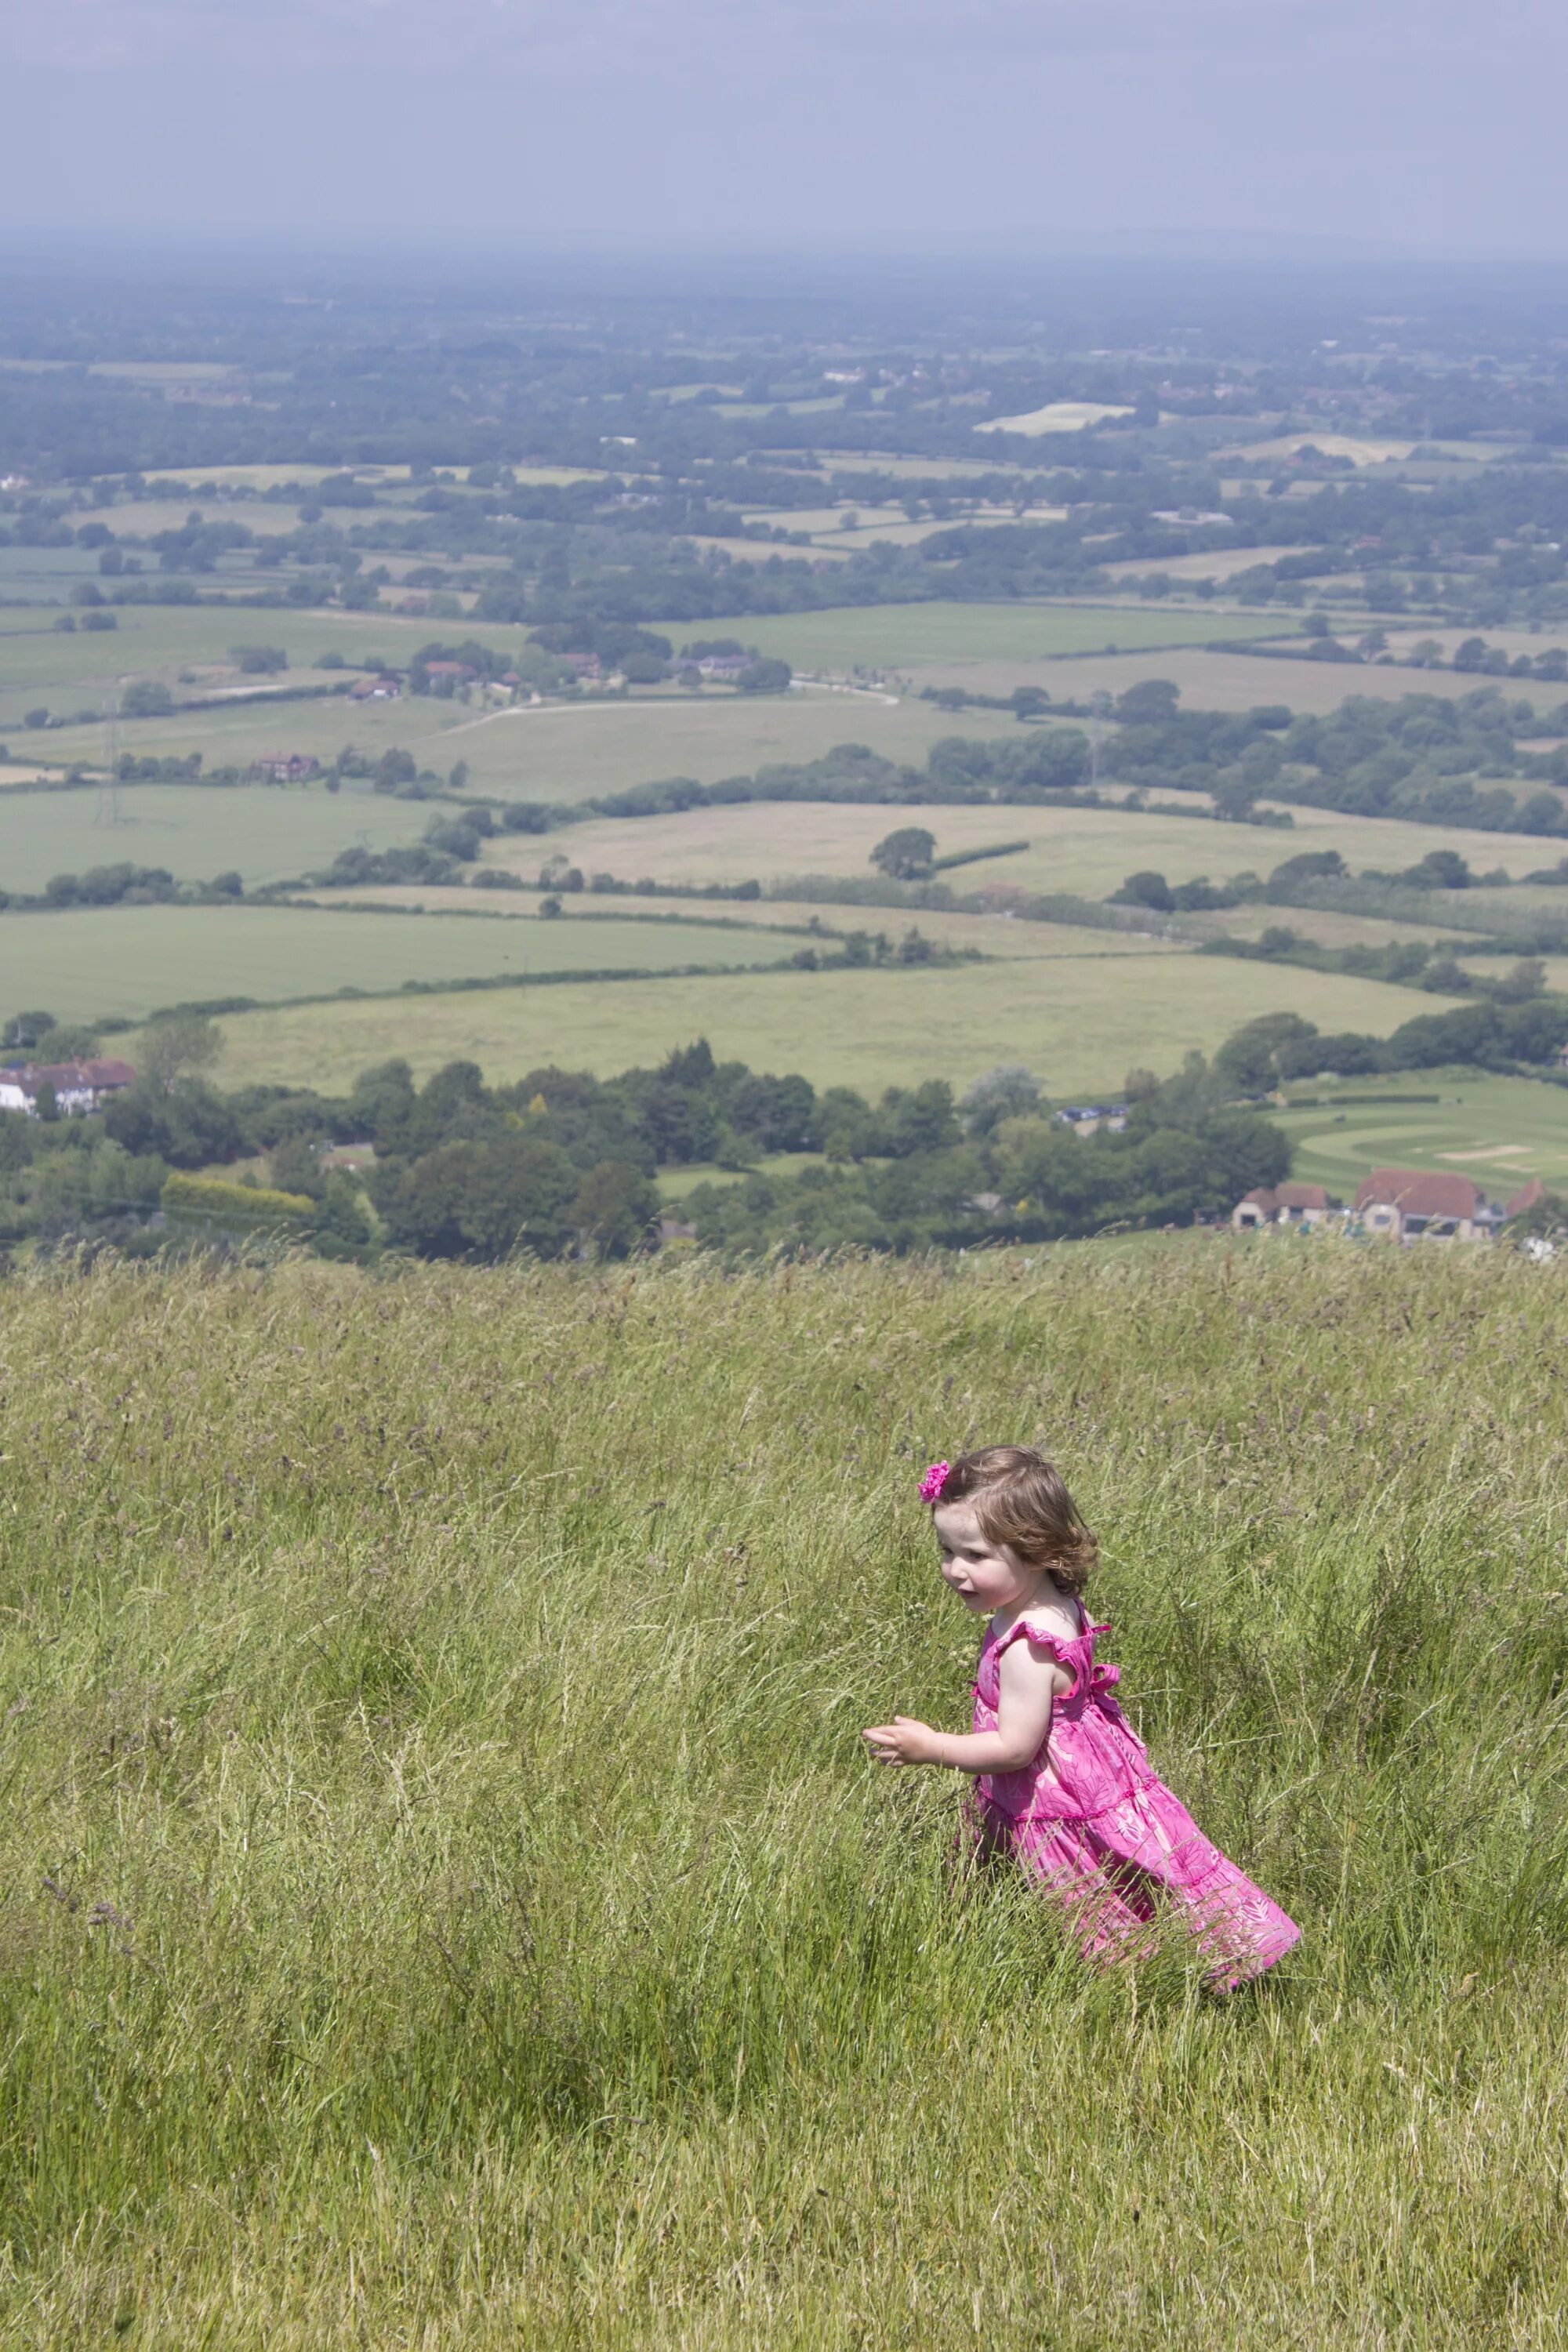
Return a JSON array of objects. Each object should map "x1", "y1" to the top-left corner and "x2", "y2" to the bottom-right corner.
[{"x1": 2, "y1": 1238, "x2": 1566, "y2": 2345}]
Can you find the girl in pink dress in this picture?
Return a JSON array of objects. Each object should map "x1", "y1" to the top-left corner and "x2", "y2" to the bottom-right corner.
[{"x1": 863, "y1": 1446, "x2": 1298, "y2": 1987}]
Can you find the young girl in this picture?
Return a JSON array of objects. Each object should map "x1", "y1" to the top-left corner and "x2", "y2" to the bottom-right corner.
[{"x1": 862, "y1": 1446, "x2": 1298, "y2": 1987}]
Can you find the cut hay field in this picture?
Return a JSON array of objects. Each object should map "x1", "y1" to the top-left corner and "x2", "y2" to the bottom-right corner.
[
  {"x1": 0, "y1": 782, "x2": 422, "y2": 891},
  {"x1": 648, "y1": 602, "x2": 1294, "y2": 675},
  {"x1": 479, "y1": 797, "x2": 1568, "y2": 901},
  {"x1": 30, "y1": 685, "x2": 1023, "y2": 806},
  {"x1": 1275, "y1": 1069, "x2": 1568, "y2": 1190},
  {"x1": 202, "y1": 950, "x2": 1454, "y2": 1098},
  {"x1": 5, "y1": 1247, "x2": 1568, "y2": 2344},
  {"x1": 0, "y1": 906, "x2": 783, "y2": 1025}
]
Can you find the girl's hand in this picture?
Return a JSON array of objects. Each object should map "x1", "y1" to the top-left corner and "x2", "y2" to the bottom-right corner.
[{"x1": 862, "y1": 1715, "x2": 944, "y2": 1766}]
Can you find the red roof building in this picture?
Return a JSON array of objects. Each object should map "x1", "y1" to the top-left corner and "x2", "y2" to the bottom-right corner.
[
  {"x1": 1353, "y1": 1169, "x2": 1490, "y2": 1240},
  {"x1": 1232, "y1": 1181, "x2": 1332, "y2": 1230},
  {"x1": 0, "y1": 1058, "x2": 136, "y2": 1117},
  {"x1": 1504, "y1": 1175, "x2": 1548, "y2": 1218}
]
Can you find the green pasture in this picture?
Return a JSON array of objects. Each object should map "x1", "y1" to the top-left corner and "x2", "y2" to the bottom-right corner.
[
  {"x1": 1276, "y1": 1069, "x2": 1568, "y2": 1192},
  {"x1": 0, "y1": 905, "x2": 785, "y2": 1025},
  {"x1": 0, "y1": 607, "x2": 539, "y2": 719},
  {"x1": 650, "y1": 601, "x2": 1294, "y2": 674},
  {"x1": 205, "y1": 948, "x2": 1451, "y2": 1098},
  {"x1": 32, "y1": 684, "x2": 1022, "y2": 808},
  {"x1": 5, "y1": 1248, "x2": 1568, "y2": 2342},
  {"x1": 313, "y1": 887, "x2": 1159, "y2": 965},
  {"x1": 0, "y1": 781, "x2": 423, "y2": 891}
]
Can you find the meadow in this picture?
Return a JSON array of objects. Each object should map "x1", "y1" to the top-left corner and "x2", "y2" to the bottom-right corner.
[
  {"x1": 27, "y1": 684, "x2": 1024, "y2": 805},
  {"x1": 0, "y1": 781, "x2": 423, "y2": 892},
  {"x1": 201, "y1": 950, "x2": 1453, "y2": 1098},
  {"x1": 648, "y1": 602, "x2": 1294, "y2": 674},
  {"x1": 900, "y1": 645, "x2": 1545, "y2": 715},
  {"x1": 0, "y1": 608, "x2": 539, "y2": 727},
  {"x1": 479, "y1": 796, "x2": 1568, "y2": 899},
  {"x1": 311, "y1": 887, "x2": 1186, "y2": 963},
  {"x1": 0, "y1": 906, "x2": 787, "y2": 1025},
  {"x1": 1274, "y1": 1069, "x2": 1568, "y2": 1192},
  {"x1": 3, "y1": 1244, "x2": 1568, "y2": 2345}
]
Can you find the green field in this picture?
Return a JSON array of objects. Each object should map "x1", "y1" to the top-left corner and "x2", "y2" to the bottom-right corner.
[
  {"x1": 0, "y1": 906, "x2": 788, "y2": 1024},
  {"x1": 481, "y1": 795, "x2": 1568, "y2": 899},
  {"x1": 1274, "y1": 1069, "x2": 1568, "y2": 1192},
  {"x1": 901, "y1": 643, "x2": 1555, "y2": 716},
  {"x1": 0, "y1": 607, "x2": 539, "y2": 726},
  {"x1": 202, "y1": 950, "x2": 1453, "y2": 1098},
  {"x1": 27, "y1": 684, "x2": 1024, "y2": 806},
  {"x1": 651, "y1": 601, "x2": 1295, "y2": 673},
  {"x1": 0, "y1": 782, "x2": 423, "y2": 891},
  {"x1": 5, "y1": 1247, "x2": 1568, "y2": 2343},
  {"x1": 315, "y1": 887, "x2": 1191, "y2": 964}
]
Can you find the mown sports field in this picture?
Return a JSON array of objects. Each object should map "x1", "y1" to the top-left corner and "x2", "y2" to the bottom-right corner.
[
  {"x1": 4, "y1": 1246, "x2": 1567, "y2": 2344},
  {"x1": 1274, "y1": 1069, "x2": 1568, "y2": 1192}
]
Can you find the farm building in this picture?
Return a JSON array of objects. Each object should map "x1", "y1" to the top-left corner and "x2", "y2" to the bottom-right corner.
[
  {"x1": 250, "y1": 753, "x2": 319, "y2": 782},
  {"x1": 0, "y1": 1058, "x2": 136, "y2": 1117},
  {"x1": 349, "y1": 673, "x2": 403, "y2": 702},
  {"x1": 1232, "y1": 1181, "x2": 1334, "y2": 1230}
]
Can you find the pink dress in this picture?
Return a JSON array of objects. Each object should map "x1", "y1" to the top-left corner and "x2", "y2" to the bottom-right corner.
[{"x1": 970, "y1": 1608, "x2": 1299, "y2": 1987}]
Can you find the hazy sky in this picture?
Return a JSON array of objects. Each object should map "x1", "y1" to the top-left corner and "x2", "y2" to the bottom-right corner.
[{"x1": 2, "y1": 0, "x2": 1566, "y2": 254}]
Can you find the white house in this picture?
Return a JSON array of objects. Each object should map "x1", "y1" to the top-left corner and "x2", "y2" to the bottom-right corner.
[{"x1": 0, "y1": 1058, "x2": 136, "y2": 1117}]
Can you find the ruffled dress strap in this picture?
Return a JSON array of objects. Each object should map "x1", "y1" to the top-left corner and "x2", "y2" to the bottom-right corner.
[{"x1": 993, "y1": 1610, "x2": 1121, "y2": 1704}]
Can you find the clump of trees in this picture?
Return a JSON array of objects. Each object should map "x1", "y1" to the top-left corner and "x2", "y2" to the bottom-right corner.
[{"x1": 0, "y1": 1025, "x2": 1299, "y2": 1268}]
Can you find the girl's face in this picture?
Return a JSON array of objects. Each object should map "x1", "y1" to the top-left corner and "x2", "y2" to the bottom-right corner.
[{"x1": 931, "y1": 1498, "x2": 1040, "y2": 1613}]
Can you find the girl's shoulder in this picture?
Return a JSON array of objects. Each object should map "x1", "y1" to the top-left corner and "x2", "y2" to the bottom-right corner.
[{"x1": 993, "y1": 1595, "x2": 1090, "y2": 1658}]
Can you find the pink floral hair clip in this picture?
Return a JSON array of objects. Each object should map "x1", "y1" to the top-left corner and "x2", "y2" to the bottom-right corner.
[{"x1": 919, "y1": 1460, "x2": 951, "y2": 1504}]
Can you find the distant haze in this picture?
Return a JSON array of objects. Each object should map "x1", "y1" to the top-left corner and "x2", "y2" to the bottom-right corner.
[{"x1": 1, "y1": 0, "x2": 1566, "y2": 256}]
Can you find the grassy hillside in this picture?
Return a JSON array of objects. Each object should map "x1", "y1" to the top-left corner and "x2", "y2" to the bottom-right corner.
[{"x1": 2, "y1": 1245, "x2": 1566, "y2": 2343}]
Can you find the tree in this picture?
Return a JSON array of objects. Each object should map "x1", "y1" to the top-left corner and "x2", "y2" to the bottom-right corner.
[
  {"x1": 960, "y1": 1066, "x2": 1042, "y2": 1135},
  {"x1": 122, "y1": 680, "x2": 175, "y2": 717},
  {"x1": 375, "y1": 748, "x2": 417, "y2": 791},
  {"x1": 1398, "y1": 850, "x2": 1472, "y2": 890},
  {"x1": 1110, "y1": 870, "x2": 1174, "y2": 913},
  {"x1": 230, "y1": 645, "x2": 288, "y2": 673},
  {"x1": 1213, "y1": 1013, "x2": 1320, "y2": 1094},
  {"x1": 572, "y1": 1160, "x2": 659, "y2": 1256},
  {"x1": 387, "y1": 1136, "x2": 579, "y2": 1261},
  {"x1": 1114, "y1": 679, "x2": 1180, "y2": 724},
  {"x1": 870, "y1": 826, "x2": 936, "y2": 880},
  {"x1": 735, "y1": 657, "x2": 792, "y2": 695},
  {"x1": 139, "y1": 1014, "x2": 222, "y2": 1095}
]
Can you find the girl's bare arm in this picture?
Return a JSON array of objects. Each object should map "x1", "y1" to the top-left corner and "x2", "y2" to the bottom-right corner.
[{"x1": 862, "y1": 1638, "x2": 1063, "y2": 1771}]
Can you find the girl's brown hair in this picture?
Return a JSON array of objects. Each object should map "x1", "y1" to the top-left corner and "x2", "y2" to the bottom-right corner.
[{"x1": 931, "y1": 1446, "x2": 1098, "y2": 1597}]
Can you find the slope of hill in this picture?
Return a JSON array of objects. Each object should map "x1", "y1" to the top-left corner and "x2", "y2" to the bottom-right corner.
[{"x1": 2, "y1": 1244, "x2": 1565, "y2": 2343}]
